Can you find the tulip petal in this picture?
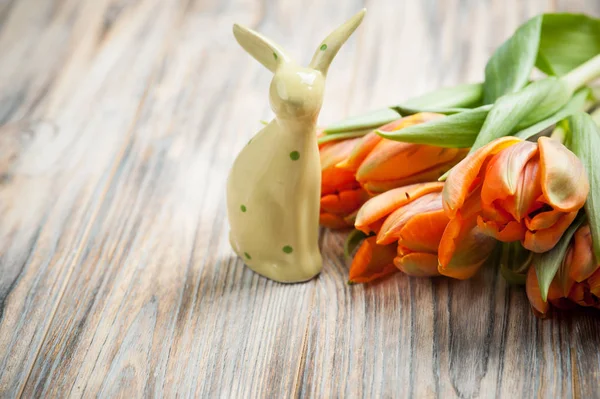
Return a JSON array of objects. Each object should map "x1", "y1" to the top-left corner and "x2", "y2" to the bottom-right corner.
[
  {"x1": 377, "y1": 192, "x2": 443, "y2": 245},
  {"x1": 554, "y1": 246, "x2": 575, "y2": 298},
  {"x1": 397, "y1": 208, "x2": 449, "y2": 253},
  {"x1": 361, "y1": 156, "x2": 463, "y2": 194},
  {"x1": 477, "y1": 216, "x2": 525, "y2": 242},
  {"x1": 355, "y1": 182, "x2": 444, "y2": 234},
  {"x1": 588, "y1": 267, "x2": 600, "y2": 297},
  {"x1": 394, "y1": 251, "x2": 441, "y2": 277},
  {"x1": 515, "y1": 158, "x2": 543, "y2": 220},
  {"x1": 320, "y1": 136, "x2": 362, "y2": 170},
  {"x1": 439, "y1": 226, "x2": 496, "y2": 280},
  {"x1": 568, "y1": 224, "x2": 599, "y2": 282},
  {"x1": 336, "y1": 131, "x2": 383, "y2": 172},
  {"x1": 567, "y1": 282, "x2": 588, "y2": 307},
  {"x1": 320, "y1": 213, "x2": 352, "y2": 229},
  {"x1": 443, "y1": 136, "x2": 522, "y2": 217},
  {"x1": 526, "y1": 266, "x2": 550, "y2": 317},
  {"x1": 357, "y1": 143, "x2": 461, "y2": 183},
  {"x1": 568, "y1": 281, "x2": 600, "y2": 308},
  {"x1": 320, "y1": 189, "x2": 370, "y2": 215},
  {"x1": 336, "y1": 114, "x2": 440, "y2": 172},
  {"x1": 438, "y1": 188, "x2": 483, "y2": 268},
  {"x1": 523, "y1": 210, "x2": 578, "y2": 253},
  {"x1": 348, "y1": 237, "x2": 398, "y2": 284},
  {"x1": 321, "y1": 137, "x2": 363, "y2": 195},
  {"x1": 524, "y1": 208, "x2": 563, "y2": 231},
  {"x1": 538, "y1": 136, "x2": 589, "y2": 212},
  {"x1": 481, "y1": 199, "x2": 514, "y2": 225},
  {"x1": 480, "y1": 141, "x2": 537, "y2": 209}
]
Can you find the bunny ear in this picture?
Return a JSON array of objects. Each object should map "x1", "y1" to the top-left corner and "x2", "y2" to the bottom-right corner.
[
  {"x1": 233, "y1": 24, "x2": 292, "y2": 73},
  {"x1": 309, "y1": 9, "x2": 366, "y2": 76}
]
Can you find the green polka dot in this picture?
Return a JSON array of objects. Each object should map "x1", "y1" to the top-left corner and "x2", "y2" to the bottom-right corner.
[
  {"x1": 289, "y1": 151, "x2": 300, "y2": 160},
  {"x1": 273, "y1": 52, "x2": 278, "y2": 60},
  {"x1": 240, "y1": 205, "x2": 247, "y2": 212},
  {"x1": 282, "y1": 245, "x2": 293, "y2": 254},
  {"x1": 320, "y1": 44, "x2": 327, "y2": 51},
  {"x1": 244, "y1": 252, "x2": 251, "y2": 260}
]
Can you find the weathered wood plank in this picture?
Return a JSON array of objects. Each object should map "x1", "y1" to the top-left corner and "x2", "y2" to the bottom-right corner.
[{"x1": 0, "y1": 0, "x2": 186, "y2": 396}]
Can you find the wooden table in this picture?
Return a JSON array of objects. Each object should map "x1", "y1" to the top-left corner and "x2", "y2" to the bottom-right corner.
[{"x1": 1, "y1": 0, "x2": 600, "y2": 397}]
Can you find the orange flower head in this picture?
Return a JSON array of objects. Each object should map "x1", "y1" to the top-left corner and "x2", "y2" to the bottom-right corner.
[
  {"x1": 442, "y1": 136, "x2": 589, "y2": 259},
  {"x1": 337, "y1": 113, "x2": 468, "y2": 195},
  {"x1": 525, "y1": 223, "x2": 600, "y2": 317},
  {"x1": 318, "y1": 112, "x2": 467, "y2": 229},
  {"x1": 348, "y1": 182, "x2": 495, "y2": 283},
  {"x1": 319, "y1": 135, "x2": 370, "y2": 229}
]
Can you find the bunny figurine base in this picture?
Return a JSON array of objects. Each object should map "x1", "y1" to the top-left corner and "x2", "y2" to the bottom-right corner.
[{"x1": 227, "y1": 9, "x2": 366, "y2": 283}]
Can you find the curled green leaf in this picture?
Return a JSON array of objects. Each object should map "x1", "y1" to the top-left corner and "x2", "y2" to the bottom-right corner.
[
  {"x1": 483, "y1": 15, "x2": 542, "y2": 103},
  {"x1": 324, "y1": 83, "x2": 483, "y2": 135},
  {"x1": 324, "y1": 108, "x2": 400, "y2": 134},
  {"x1": 344, "y1": 229, "x2": 368, "y2": 259},
  {"x1": 377, "y1": 105, "x2": 491, "y2": 148},
  {"x1": 569, "y1": 111, "x2": 600, "y2": 262},
  {"x1": 317, "y1": 129, "x2": 371, "y2": 144},
  {"x1": 515, "y1": 87, "x2": 590, "y2": 140},
  {"x1": 501, "y1": 264, "x2": 527, "y2": 286},
  {"x1": 392, "y1": 106, "x2": 471, "y2": 116},
  {"x1": 471, "y1": 77, "x2": 571, "y2": 151},
  {"x1": 534, "y1": 216, "x2": 584, "y2": 302},
  {"x1": 398, "y1": 82, "x2": 483, "y2": 109},
  {"x1": 500, "y1": 242, "x2": 532, "y2": 286},
  {"x1": 537, "y1": 13, "x2": 600, "y2": 76}
]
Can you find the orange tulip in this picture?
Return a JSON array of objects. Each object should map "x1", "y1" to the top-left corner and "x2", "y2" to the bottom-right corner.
[
  {"x1": 348, "y1": 182, "x2": 495, "y2": 283},
  {"x1": 319, "y1": 113, "x2": 468, "y2": 229},
  {"x1": 337, "y1": 113, "x2": 468, "y2": 195},
  {"x1": 526, "y1": 223, "x2": 600, "y2": 317},
  {"x1": 319, "y1": 135, "x2": 370, "y2": 229},
  {"x1": 441, "y1": 137, "x2": 589, "y2": 266}
]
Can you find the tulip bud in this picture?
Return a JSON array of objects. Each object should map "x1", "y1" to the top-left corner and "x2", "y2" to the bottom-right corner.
[
  {"x1": 319, "y1": 135, "x2": 370, "y2": 229},
  {"x1": 337, "y1": 113, "x2": 468, "y2": 195},
  {"x1": 349, "y1": 182, "x2": 495, "y2": 283},
  {"x1": 526, "y1": 222, "x2": 600, "y2": 316}
]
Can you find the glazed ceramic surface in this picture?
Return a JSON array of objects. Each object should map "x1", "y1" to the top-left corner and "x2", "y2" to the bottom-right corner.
[{"x1": 227, "y1": 9, "x2": 366, "y2": 283}]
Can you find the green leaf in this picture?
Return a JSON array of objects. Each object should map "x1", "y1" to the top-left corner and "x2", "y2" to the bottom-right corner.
[
  {"x1": 500, "y1": 242, "x2": 532, "y2": 285},
  {"x1": 377, "y1": 105, "x2": 491, "y2": 148},
  {"x1": 500, "y1": 263, "x2": 527, "y2": 286},
  {"x1": 324, "y1": 82, "x2": 483, "y2": 135},
  {"x1": 483, "y1": 16, "x2": 542, "y2": 103},
  {"x1": 398, "y1": 82, "x2": 483, "y2": 109},
  {"x1": 317, "y1": 129, "x2": 371, "y2": 144},
  {"x1": 471, "y1": 77, "x2": 571, "y2": 151},
  {"x1": 515, "y1": 87, "x2": 590, "y2": 140},
  {"x1": 569, "y1": 111, "x2": 600, "y2": 262},
  {"x1": 534, "y1": 216, "x2": 584, "y2": 302},
  {"x1": 537, "y1": 13, "x2": 600, "y2": 76},
  {"x1": 344, "y1": 229, "x2": 368, "y2": 259},
  {"x1": 392, "y1": 106, "x2": 471, "y2": 116},
  {"x1": 324, "y1": 108, "x2": 400, "y2": 134},
  {"x1": 516, "y1": 79, "x2": 572, "y2": 129}
]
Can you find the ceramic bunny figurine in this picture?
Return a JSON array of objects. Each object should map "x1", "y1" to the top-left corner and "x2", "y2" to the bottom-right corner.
[{"x1": 227, "y1": 9, "x2": 366, "y2": 283}]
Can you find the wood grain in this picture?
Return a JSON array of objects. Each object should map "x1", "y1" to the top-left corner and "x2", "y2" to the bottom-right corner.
[{"x1": 1, "y1": 0, "x2": 599, "y2": 398}]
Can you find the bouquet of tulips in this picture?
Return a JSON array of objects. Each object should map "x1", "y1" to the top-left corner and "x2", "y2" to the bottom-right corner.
[{"x1": 319, "y1": 13, "x2": 600, "y2": 317}]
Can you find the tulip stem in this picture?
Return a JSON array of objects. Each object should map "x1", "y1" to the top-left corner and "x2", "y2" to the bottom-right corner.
[
  {"x1": 562, "y1": 54, "x2": 600, "y2": 94},
  {"x1": 591, "y1": 107, "x2": 600, "y2": 127},
  {"x1": 550, "y1": 124, "x2": 567, "y2": 144}
]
